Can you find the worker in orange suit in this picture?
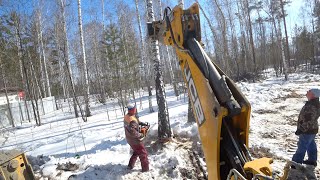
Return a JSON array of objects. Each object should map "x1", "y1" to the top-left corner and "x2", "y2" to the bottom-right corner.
[{"x1": 124, "y1": 104, "x2": 149, "y2": 172}]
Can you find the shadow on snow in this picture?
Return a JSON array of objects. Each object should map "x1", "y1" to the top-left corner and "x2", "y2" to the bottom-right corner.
[
  {"x1": 68, "y1": 163, "x2": 137, "y2": 180},
  {"x1": 52, "y1": 138, "x2": 128, "y2": 159}
]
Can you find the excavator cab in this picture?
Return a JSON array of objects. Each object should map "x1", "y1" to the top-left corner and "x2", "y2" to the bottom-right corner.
[{"x1": 147, "y1": 3, "x2": 289, "y2": 180}]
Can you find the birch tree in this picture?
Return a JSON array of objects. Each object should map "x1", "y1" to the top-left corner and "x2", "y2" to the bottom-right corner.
[
  {"x1": 35, "y1": 2, "x2": 51, "y2": 97},
  {"x1": 235, "y1": 0, "x2": 250, "y2": 76},
  {"x1": 306, "y1": 0, "x2": 320, "y2": 69},
  {"x1": 98, "y1": 0, "x2": 106, "y2": 104},
  {"x1": 213, "y1": 0, "x2": 230, "y2": 72},
  {"x1": 58, "y1": 0, "x2": 79, "y2": 118},
  {"x1": 77, "y1": 0, "x2": 91, "y2": 118},
  {"x1": 196, "y1": 0, "x2": 219, "y2": 60},
  {"x1": 85, "y1": 2, "x2": 106, "y2": 104},
  {"x1": 146, "y1": 0, "x2": 171, "y2": 140},
  {"x1": 135, "y1": 0, "x2": 154, "y2": 112},
  {"x1": 245, "y1": 0, "x2": 257, "y2": 77},
  {"x1": 158, "y1": 0, "x2": 179, "y2": 97},
  {"x1": 280, "y1": 0, "x2": 291, "y2": 67},
  {"x1": 277, "y1": 19, "x2": 288, "y2": 80},
  {"x1": 54, "y1": 22, "x2": 68, "y2": 103},
  {"x1": 270, "y1": 0, "x2": 288, "y2": 80}
]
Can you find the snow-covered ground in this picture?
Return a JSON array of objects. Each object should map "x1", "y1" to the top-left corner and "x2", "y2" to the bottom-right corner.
[{"x1": 0, "y1": 71, "x2": 319, "y2": 180}]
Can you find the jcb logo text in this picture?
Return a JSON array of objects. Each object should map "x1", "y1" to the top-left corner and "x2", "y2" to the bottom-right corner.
[{"x1": 184, "y1": 62, "x2": 205, "y2": 125}]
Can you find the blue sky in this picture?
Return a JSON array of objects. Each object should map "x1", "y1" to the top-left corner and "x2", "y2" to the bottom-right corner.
[
  {"x1": 286, "y1": 0, "x2": 304, "y2": 31},
  {"x1": 0, "y1": 0, "x2": 307, "y2": 44},
  {"x1": 0, "y1": 0, "x2": 305, "y2": 29}
]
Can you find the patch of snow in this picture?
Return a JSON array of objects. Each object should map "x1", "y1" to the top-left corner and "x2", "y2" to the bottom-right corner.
[{"x1": 0, "y1": 72, "x2": 319, "y2": 179}]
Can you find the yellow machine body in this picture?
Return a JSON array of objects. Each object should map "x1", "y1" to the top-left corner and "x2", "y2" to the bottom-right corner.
[
  {"x1": 177, "y1": 49, "x2": 224, "y2": 179},
  {"x1": 0, "y1": 150, "x2": 35, "y2": 180}
]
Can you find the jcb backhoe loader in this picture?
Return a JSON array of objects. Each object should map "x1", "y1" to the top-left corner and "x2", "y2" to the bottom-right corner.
[{"x1": 147, "y1": 3, "x2": 292, "y2": 180}]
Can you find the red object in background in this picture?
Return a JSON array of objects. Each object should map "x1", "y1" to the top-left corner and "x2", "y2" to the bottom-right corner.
[{"x1": 18, "y1": 91, "x2": 25, "y2": 99}]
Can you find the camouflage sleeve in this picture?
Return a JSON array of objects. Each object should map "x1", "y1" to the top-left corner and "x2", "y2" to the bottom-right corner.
[
  {"x1": 298, "y1": 106, "x2": 307, "y2": 132},
  {"x1": 298, "y1": 105, "x2": 318, "y2": 133},
  {"x1": 128, "y1": 121, "x2": 144, "y2": 139},
  {"x1": 306, "y1": 105, "x2": 320, "y2": 130}
]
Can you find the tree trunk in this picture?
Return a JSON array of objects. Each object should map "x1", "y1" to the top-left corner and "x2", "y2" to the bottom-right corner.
[
  {"x1": 213, "y1": 0, "x2": 229, "y2": 72},
  {"x1": 0, "y1": 57, "x2": 14, "y2": 127},
  {"x1": 22, "y1": 51, "x2": 40, "y2": 126},
  {"x1": 13, "y1": 14, "x2": 37, "y2": 125},
  {"x1": 280, "y1": 0, "x2": 291, "y2": 67},
  {"x1": 36, "y1": 17, "x2": 46, "y2": 98},
  {"x1": 196, "y1": 1, "x2": 219, "y2": 61},
  {"x1": 236, "y1": 0, "x2": 249, "y2": 74},
  {"x1": 277, "y1": 19, "x2": 288, "y2": 80},
  {"x1": 245, "y1": 0, "x2": 257, "y2": 78},
  {"x1": 77, "y1": 0, "x2": 91, "y2": 117},
  {"x1": 134, "y1": 0, "x2": 144, "y2": 109},
  {"x1": 177, "y1": 0, "x2": 195, "y2": 123},
  {"x1": 146, "y1": 0, "x2": 171, "y2": 140},
  {"x1": 28, "y1": 51, "x2": 45, "y2": 117},
  {"x1": 226, "y1": 0, "x2": 240, "y2": 79},
  {"x1": 37, "y1": 9, "x2": 51, "y2": 97},
  {"x1": 54, "y1": 30, "x2": 67, "y2": 102},
  {"x1": 135, "y1": 0, "x2": 154, "y2": 112},
  {"x1": 312, "y1": 17, "x2": 317, "y2": 72},
  {"x1": 59, "y1": 0, "x2": 79, "y2": 118},
  {"x1": 158, "y1": 0, "x2": 179, "y2": 97},
  {"x1": 29, "y1": 61, "x2": 41, "y2": 125}
]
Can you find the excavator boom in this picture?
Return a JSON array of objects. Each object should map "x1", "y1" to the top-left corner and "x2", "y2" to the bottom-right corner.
[{"x1": 147, "y1": 3, "x2": 280, "y2": 180}]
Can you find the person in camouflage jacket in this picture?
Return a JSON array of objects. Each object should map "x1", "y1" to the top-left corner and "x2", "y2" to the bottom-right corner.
[{"x1": 292, "y1": 89, "x2": 320, "y2": 167}]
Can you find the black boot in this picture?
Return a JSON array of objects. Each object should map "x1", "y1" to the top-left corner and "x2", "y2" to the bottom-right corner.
[{"x1": 303, "y1": 160, "x2": 317, "y2": 166}]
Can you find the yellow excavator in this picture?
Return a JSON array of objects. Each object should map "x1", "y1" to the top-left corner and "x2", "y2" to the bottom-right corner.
[
  {"x1": 0, "y1": 3, "x2": 298, "y2": 180},
  {"x1": 147, "y1": 3, "x2": 292, "y2": 180}
]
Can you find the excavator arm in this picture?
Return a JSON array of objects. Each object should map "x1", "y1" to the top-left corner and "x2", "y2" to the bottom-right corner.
[{"x1": 147, "y1": 3, "x2": 282, "y2": 180}]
